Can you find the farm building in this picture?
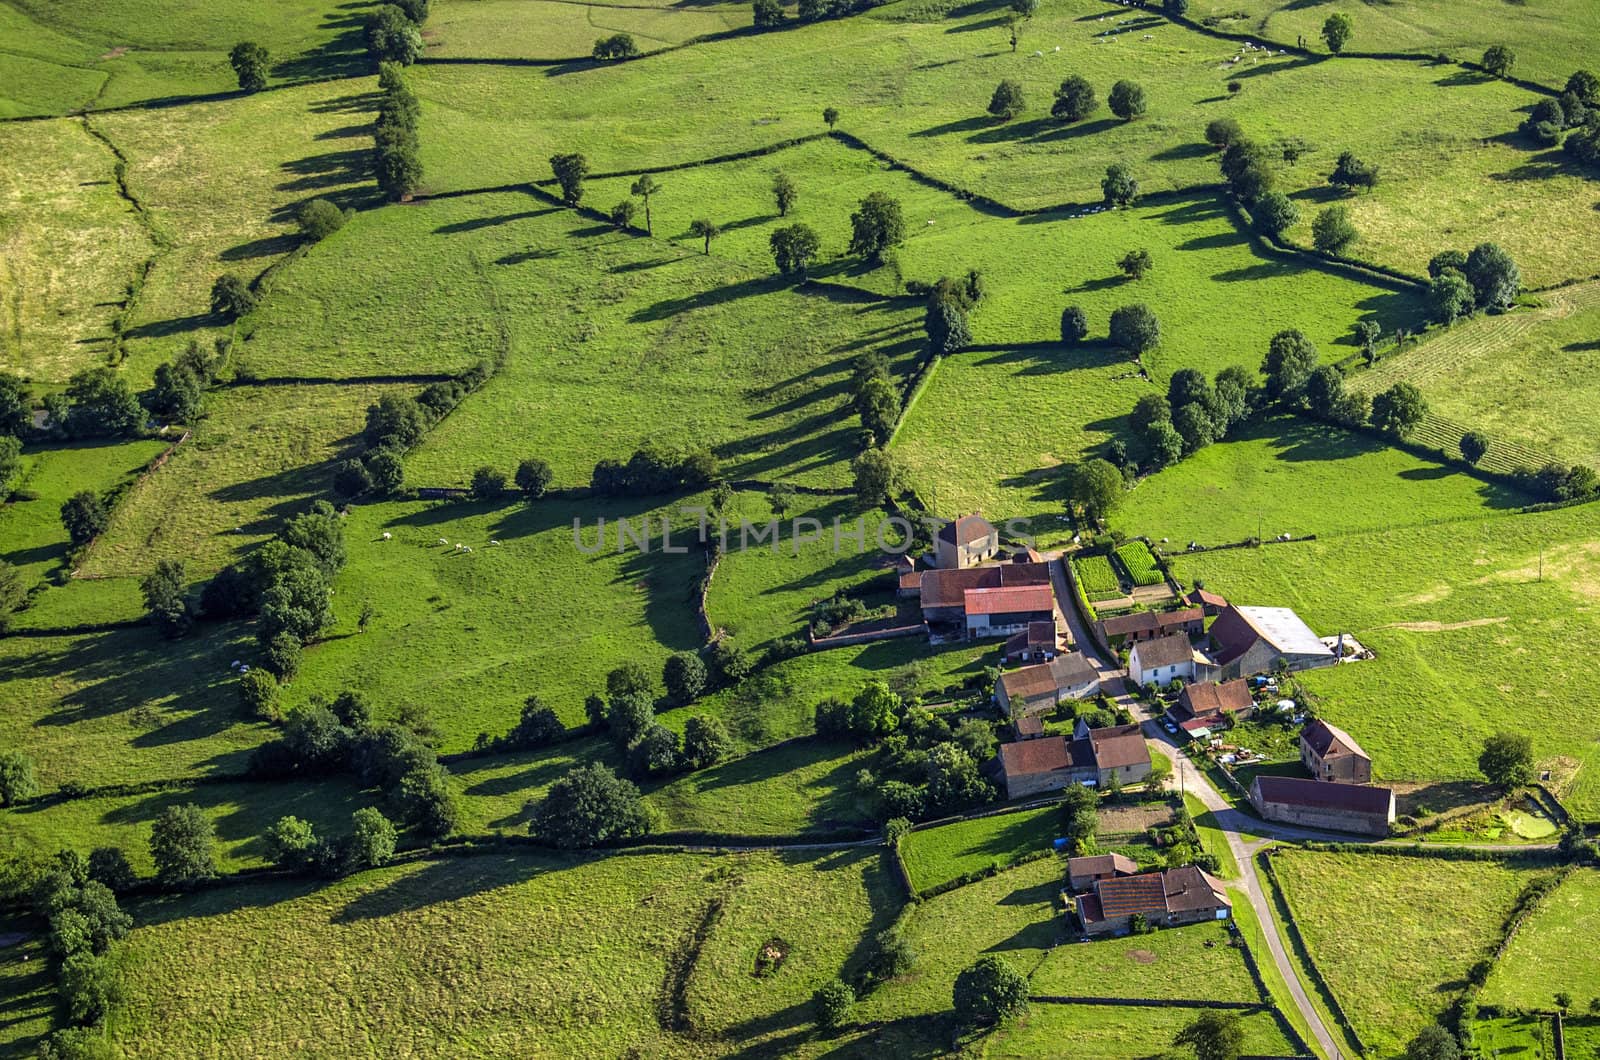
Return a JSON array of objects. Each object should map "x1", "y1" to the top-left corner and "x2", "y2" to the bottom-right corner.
[
  {"x1": 1011, "y1": 715, "x2": 1045, "y2": 741},
  {"x1": 1168, "y1": 679, "x2": 1254, "y2": 737},
  {"x1": 1185, "y1": 587, "x2": 1229, "y2": 615},
  {"x1": 1067, "y1": 852, "x2": 1138, "y2": 892},
  {"x1": 1300, "y1": 719, "x2": 1373, "y2": 784},
  {"x1": 1100, "y1": 606, "x2": 1204, "y2": 645},
  {"x1": 913, "y1": 561, "x2": 1054, "y2": 639},
  {"x1": 1128, "y1": 632, "x2": 1200, "y2": 687},
  {"x1": 988, "y1": 721, "x2": 1151, "y2": 797},
  {"x1": 995, "y1": 652, "x2": 1100, "y2": 717},
  {"x1": 963, "y1": 583, "x2": 1054, "y2": 638},
  {"x1": 935, "y1": 513, "x2": 999, "y2": 569},
  {"x1": 1250, "y1": 775, "x2": 1395, "y2": 836},
  {"x1": 1076, "y1": 864, "x2": 1232, "y2": 937},
  {"x1": 1202, "y1": 605, "x2": 1336, "y2": 681},
  {"x1": 1002, "y1": 620, "x2": 1058, "y2": 665}
]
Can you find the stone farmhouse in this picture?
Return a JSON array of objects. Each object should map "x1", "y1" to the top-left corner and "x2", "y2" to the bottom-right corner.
[
  {"x1": 1075, "y1": 863, "x2": 1232, "y2": 937},
  {"x1": 1067, "y1": 853, "x2": 1139, "y2": 892},
  {"x1": 1166, "y1": 678, "x2": 1254, "y2": 738},
  {"x1": 987, "y1": 722, "x2": 1151, "y2": 798},
  {"x1": 1100, "y1": 606, "x2": 1204, "y2": 645},
  {"x1": 1128, "y1": 632, "x2": 1201, "y2": 687},
  {"x1": 1250, "y1": 775, "x2": 1395, "y2": 836},
  {"x1": 1300, "y1": 719, "x2": 1372, "y2": 784},
  {"x1": 1002, "y1": 620, "x2": 1058, "y2": 665},
  {"x1": 1202, "y1": 604, "x2": 1335, "y2": 681},
  {"x1": 994, "y1": 652, "x2": 1100, "y2": 717},
  {"x1": 935, "y1": 514, "x2": 999, "y2": 570},
  {"x1": 911, "y1": 560, "x2": 1056, "y2": 641}
]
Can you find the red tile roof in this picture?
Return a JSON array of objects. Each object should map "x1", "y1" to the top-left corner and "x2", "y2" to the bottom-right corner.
[
  {"x1": 1301, "y1": 719, "x2": 1368, "y2": 761},
  {"x1": 1013, "y1": 715, "x2": 1044, "y2": 736},
  {"x1": 917, "y1": 561, "x2": 1049, "y2": 610},
  {"x1": 1131, "y1": 633, "x2": 1194, "y2": 671},
  {"x1": 1179, "y1": 680, "x2": 1253, "y2": 718},
  {"x1": 938, "y1": 513, "x2": 997, "y2": 547},
  {"x1": 1088, "y1": 724, "x2": 1150, "y2": 771},
  {"x1": 995, "y1": 737, "x2": 1074, "y2": 778},
  {"x1": 1163, "y1": 864, "x2": 1230, "y2": 913},
  {"x1": 999, "y1": 663, "x2": 1060, "y2": 703},
  {"x1": 965, "y1": 584, "x2": 1054, "y2": 616},
  {"x1": 1253, "y1": 775, "x2": 1393, "y2": 815},
  {"x1": 1102, "y1": 607, "x2": 1203, "y2": 638},
  {"x1": 1068, "y1": 853, "x2": 1137, "y2": 880},
  {"x1": 1094, "y1": 872, "x2": 1169, "y2": 919}
]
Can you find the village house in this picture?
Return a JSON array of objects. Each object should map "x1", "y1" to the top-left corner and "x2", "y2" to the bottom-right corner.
[
  {"x1": 1100, "y1": 606, "x2": 1204, "y2": 645},
  {"x1": 914, "y1": 561, "x2": 1055, "y2": 640},
  {"x1": 994, "y1": 652, "x2": 1100, "y2": 717},
  {"x1": 1202, "y1": 604, "x2": 1335, "y2": 681},
  {"x1": 988, "y1": 720, "x2": 1151, "y2": 797},
  {"x1": 1185, "y1": 587, "x2": 1229, "y2": 616},
  {"x1": 935, "y1": 514, "x2": 999, "y2": 569},
  {"x1": 1128, "y1": 632, "x2": 1199, "y2": 687},
  {"x1": 1011, "y1": 714, "x2": 1045, "y2": 741},
  {"x1": 1067, "y1": 852, "x2": 1138, "y2": 892},
  {"x1": 1002, "y1": 620, "x2": 1058, "y2": 665},
  {"x1": 1166, "y1": 679, "x2": 1254, "y2": 738},
  {"x1": 1300, "y1": 719, "x2": 1373, "y2": 784},
  {"x1": 1076, "y1": 864, "x2": 1232, "y2": 937},
  {"x1": 1250, "y1": 775, "x2": 1394, "y2": 836}
]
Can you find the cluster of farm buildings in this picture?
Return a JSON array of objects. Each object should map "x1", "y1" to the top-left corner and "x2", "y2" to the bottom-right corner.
[{"x1": 897, "y1": 515, "x2": 1397, "y2": 846}]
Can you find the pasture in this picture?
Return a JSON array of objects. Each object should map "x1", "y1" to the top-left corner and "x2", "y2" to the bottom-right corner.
[
  {"x1": 1482, "y1": 868, "x2": 1600, "y2": 1010},
  {"x1": 1271, "y1": 849, "x2": 1548, "y2": 1054},
  {"x1": 981, "y1": 1002, "x2": 1296, "y2": 1058},
  {"x1": 98, "y1": 848, "x2": 895, "y2": 1057},
  {"x1": 1169, "y1": 502, "x2": 1600, "y2": 816},
  {"x1": 897, "y1": 806, "x2": 1060, "y2": 893}
]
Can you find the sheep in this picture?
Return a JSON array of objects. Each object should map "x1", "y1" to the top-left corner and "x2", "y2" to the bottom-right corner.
[
  {"x1": 381, "y1": 532, "x2": 392, "y2": 541},
  {"x1": 1053, "y1": 45, "x2": 1060, "y2": 51},
  {"x1": 927, "y1": 219, "x2": 935, "y2": 226},
  {"x1": 438, "y1": 538, "x2": 448, "y2": 546},
  {"x1": 240, "y1": 665, "x2": 251, "y2": 674},
  {"x1": 462, "y1": 546, "x2": 473, "y2": 554},
  {"x1": 231, "y1": 660, "x2": 241, "y2": 669},
  {"x1": 489, "y1": 540, "x2": 500, "y2": 547},
  {"x1": 1032, "y1": 49, "x2": 1044, "y2": 56}
]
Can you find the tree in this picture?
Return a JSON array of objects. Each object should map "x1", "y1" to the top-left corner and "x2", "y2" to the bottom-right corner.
[
  {"x1": 924, "y1": 275, "x2": 976, "y2": 356},
  {"x1": 988, "y1": 79, "x2": 1025, "y2": 121},
  {"x1": 1482, "y1": 44, "x2": 1516, "y2": 78},
  {"x1": 60, "y1": 951, "x2": 116, "y2": 1026},
  {"x1": 770, "y1": 223, "x2": 821, "y2": 277},
  {"x1": 1108, "y1": 80, "x2": 1147, "y2": 121},
  {"x1": 374, "y1": 130, "x2": 422, "y2": 201},
  {"x1": 663, "y1": 651, "x2": 707, "y2": 704},
  {"x1": 395, "y1": 0, "x2": 430, "y2": 21},
  {"x1": 1321, "y1": 12, "x2": 1352, "y2": 54},
  {"x1": 60, "y1": 491, "x2": 108, "y2": 547},
  {"x1": 1109, "y1": 304, "x2": 1160, "y2": 354},
  {"x1": 515, "y1": 457, "x2": 552, "y2": 498},
  {"x1": 59, "y1": 366, "x2": 142, "y2": 440},
  {"x1": 0, "y1": 751, "x2": 37, "y2": 806},
  {"x1": 549, "y1": 152, "x2": 589, "y2": 206},
  {"x1": 1464, "y1": 242, "x2": 1521, "y2": 310},
  {"x1": 239, "y1": 667, "x2": 279, "y2": 720},
  {"x1": 229, "y1": 41, "x2": 270, "y2": 92},
  {"x1": 1052, "y1": 76, "x2": 1097, "y2": 122},
  {"x1": 211, "y1": 273, "x2": 258, "y2": 319},
  {"x1": 852, "y1": 448, "x2": 900, "y2": 506},
  {"x1": 1304, "y1": 364, "x2": 1348, "y2": 422},
  {"x1": 1117, "y1": 248, "x2": 1153, "y2": 280},
  {"x1": 1261, "y1": 329, "x2": 1319, "y2": 405},
  {"x1": 813, "y1": 978, "x2": 855, "y2": 1030},
  {"x1": 1370, "y1": 381, "x2": 1427, "y2": 439},
  {"x1": 147, "y1": 361, "x2": 202, "y2": 423},
  {"x1": 1213, "y1": 365, "x2": 1254, "y2": 429},
  {"x1": 1459, "y1": 430, "x2": 1489, "y2": 466},
  {"x1": 607, "y1": 661, "x2": 655, "y2": 701},
  {"x1": 296, "y1": 198, "x2": 349, "y2": 242},
  {"x1": 609, "y1": 199, "x2": 637, "y2": 230},
  {"x1": 823, "y1": 106, "x2": 840, "y2": 128},
  {"x1": 848, "y1": 192, "x2": 906, "y2": 263},
  {"x1": 682, "y1": 715, "x2": 731, "y2": 769},
  {"x1": 1204, "y1": 117, "x2": 1243, "y2": 150},
  {"x1": 689, "y1": 218, "x2": 721, "y2": 255},
  {"x1": 1163, "y1": 0, "x2": 1189, "y2": 16},
  {"x1": 470, "y1": 465, "x2": 506, "y2": 499},
  {"x1": 630, "y1": 723, "x2": 683, "y2": 777},
  {"x1": 768, "y1": 480, "x2": 796, "y2": 517},
  {"x1": 1220, "y1": 138, "x2": 1274, "y2": 203},
  {"x1": 1174, "y1": 1009, "x2": 1245, "y2": 1060},
  {"x1": 0, "y1": 560, "x2": 25, "y2": 635},
  {"x1": 0, "y1": 435, "x2": 20, "y2": 497},
  {"x1": 752, "y1": 0, "x2": 786, "y2": 26},
  {"x1": 1312, "y1": 205, "x2": 1357, "y2": 254},
  {"x1": 631, "y1": 174, "x2": 661, "y2": 235},
  {"x1": 772, "y1": 171, "x2": 797, "y2": 216},
  {"x1": 150, "y1": 803, "x2": 217, "y2": 887},
  {"x1": 952, "y1": 955, "x2": 1029, "y2": 1027},
  {"x1": 854, "y1": 375, "x2": 900, "y2": 444},
  {"x1": 1429, "y1": 268, "x2": 1474, "y2": 325},
  {"x1": 1329, "y1": 151, "x2": 1379, "y2": 193},
  {"x1": 530, "y1": 763, "x2": 650, "y2": 848},
  {"x1": 1068, "y1": 459, "x2": 1123, "y2": 522},
  {"x1": 141, "y1": 559, "x2": 191, "y2": 639},
  {"x1": 366, "y1": 5, "x2": 424, "y2": 64},
  {"x1": 1061, "y1": 305, "x2": 1088, "y2": 343},
  {"x1": 592, "y1": 32, "x2": 640, "y2": 58},
  {"x1": 1403, "y1": 1025, "x2": 1462, "y2": 1060},
  {"x1": 1479, "y1": 731, "x2": 1534, "y2": 790},
  {"x1": 1172, "y1": 402, "x2": 1216, "y2": 453},
  {"x1": 1102, "y1": 163, "x2": 1139, "y2": 207},
  {"x1": 348, "y1": 807, "x2": 397, "y2": 868},
  {"x1": 0, "y1": 372, "x2": 30, "y2": 437},
  {"x1": 1567, "y1": 70, "x2": 1600, "y2": 105},
  {"x1": 1251, "y1": 190, "x2": 1299, "y2": 237},
  {"x1": 265, "y1": 816, "x2": 318, "y2": 870}
]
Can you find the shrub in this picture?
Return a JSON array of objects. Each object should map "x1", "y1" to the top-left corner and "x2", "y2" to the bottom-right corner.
[
  {"x1": 297, "y1": 199, "x2": 350, "y2": 242},
  {"x1": 813, "y1": 978, "x2": 855, "y2": 1029},
  {"x1": 1052, "y1": 76, "x2": 1096, "y2": 122},
  {"x1": 1312, "y1": 205, "x2": 1357, "y2": 253},
  {"x1": 59, "y1": 952, "x2": 116, "y2": 1026},
  {"x1": 0, "y1": 751, "x2": 39, "y2": 806},
  {"x1": 1204, "y1": 117, "x2": 1242, "y2": 149},
  {"x1": 592, "y1": 32, "x2": 640, "y2": 59},
  {"x1": 1109, "y1": 304, "x2": 1160, "y2": 354},
  {"x1": 150, "y1": 804, "x2": 217, "y2": 887},
  {"x1": 530, "y1": 763, "x2": 651, "y2": 848},
  {"x1": 470, "y1": 466, "x2": 506, "y2": 499},
  {"x1": 264, "y1": 815, "x2": 319, "y2": 870},
  {"x1": 1061, "y1": 305, "x2": 1088, "y2": 343},
  {"x1": 1107, "y1": 80, "x2": 1146, "y2": 120},
  {"x1": 952, "y1": 954, "x2": 1028, "y2": 1026},
  {"x1": 1102, "y1": 163, "x2": 1139, "y2": 207},
  {"x1": 59, "y1": 491, "x2": 109, "y2": 547},
  {"x1": 348, "y1": 807, "x2": 397, "y2": 868},
  {"x1": 515, "y1": 457, "x2": 552, "y2": 498},
  {"x1": 1251, "y1": 190, "x2": 1299, "y2": 237},
  {"x1": 988, "y1": 79, "x2": 1025, "y2": 121},
  {"x1": 682, "y1": 715, "x2": 731, "y2": 769},
  {"x1": 211, "y1": 274, "x2": 258, "y2": 318},
  {"x1": 229, "y1": 41, "x2": 270, "y2": 92},
  {"x1": 238, "y1": 668, "x2": 279, "y2": 720}
]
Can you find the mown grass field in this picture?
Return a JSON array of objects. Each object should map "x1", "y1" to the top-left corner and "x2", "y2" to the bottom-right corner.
[
  {"x1": 981, "y1": 1002, "x2": 1295, "y2": 1058},
  {"x1": 95, "y1": 848, "x2": 894, "y2": 1057},
  {"x1": 0, "y1": 777, "x2": 378, "y2": 877},
  {"x1": 1170, "y1": 502, "x2": 1600, "y2": 816},
  {"x1": 0, "y1": 0, "x2": 372, "y2": 117},
  {"x1": 1112, "y1": 414, "x2": 1532, "y2": 545},
  {"x1": 1028, "y1": 919, "x2": 1258, "y2": 1002},
  {"x1": 1482, "y1": 868, "x2": 1600, "y2": 1010},
  {"x1": 427, "y1": 0, "x2": 752, "y2": 59},
  {"x1": 0, "y1": 118, "x2": 152, "y2": 384},
  {"x1": 898, "y1": 806, "x2": 1060, "y2": 893},
  {"x1": 1272, "y1": 849, "x2": 1548, "y2": 1054}
]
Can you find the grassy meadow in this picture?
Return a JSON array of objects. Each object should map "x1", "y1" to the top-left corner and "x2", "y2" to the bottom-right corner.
[
  {"x1": 1483, "y1": 868, "x2": 1600, "y2": 1010},
  {"x1": 898, "y1": 806, "x2": 1060, "y2": 893},
  {"x1": 1169, "y1": 502, "x2": 1600, "y2": 816},
  {"x1": 1272, "y1": 849, "x2": 1549, "y2": 1054},
  {"x1": 980, "y1": 1002, "x2": 1295, "y2": 1058},
  {"x1": 96, "y1": 848, "x2": 895, "y2": 1057},
  {"x1": 427, "y1": 0, "x2": 753, "y2": 59}
]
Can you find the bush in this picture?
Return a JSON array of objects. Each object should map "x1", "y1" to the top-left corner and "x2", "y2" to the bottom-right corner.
[
  {"x1": 238, "y1": 668, "x2": 279, "y2": 720},
  {"x1": 59, "y1": 491, "x2": 109, "y2": 547},
  {"x1": 210, "y1": 273, "x2": 258, "y2": 319},
  {"x1": 470, "y1": 466, "x2": 506, "y2": 499},
  {"x1": 952, "y1": 954, "x2": 1028, "y2": 1026},
  {"x1": 1312, "y1": 204, "x2": 1358, "y2": 254},
  {"x1": 1251, "y1": 190, "x2": 1299, "y2": 237},
  {"x1": 263, "y1": 630, "x2": 303, "y2": 680},
  {"x1": 86, "y1": 848, "x2": 135, "y2": 894},
  {"x1": 348, "y1": 807, "x2": 397, "y2": 868},
  {"x1": 663, "y1": 651, "x2": 708, "y2": 704},
  {"x1": 515, "y1": 457, "x2": 552, "y2": 498},
  {"x1": 59, "y1": 952, "x2": 116, "y2": 1026},
  {"x1": 592, "y1": 32, "x2": 640, "y2": 59},
  {"x1": 988, "y1": 79, "x2": 1025, "y2": 121},
  {"x1": 682, "y1": 715, "x2": 731, "y2": 769},
  {"x1": 0, "y1": 751, "x2": 38, "y2": 806},
  {"x1": 530, "y1": 764, "x2": 651, "y2": 848},
  {"x1": 1107, "y1": 80, "x2": 1146, "y2": 120},
  {"x1": 1052, "y1": 76, "x2": 1096, "y2": 122},
  {"x1": 264, "y1": 815, "x2": 318, "y2": 870},
  {"x1": 1109, "y1": 304, "x2": 1160, "y2": 354},
  {"x1": 813, "y1": 978, "x2": 855, "y2": 1029},
  {"x1": 297, "y1": 199, "x2": 350, "y2": 242},
  {"x1": 1061, "y1": 305, "x2": 1088, "y2": 343},
  {"x1": 150, "y1": 804, "x2": 217, "y2": 887}
]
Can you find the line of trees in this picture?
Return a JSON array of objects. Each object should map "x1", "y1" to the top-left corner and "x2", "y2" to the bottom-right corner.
[
  {"x1": 374, "y1": 62, "x2": 422, "y2": 201},
  {"x1": 365, "y1": 1, "x2": 428, "y2": 67}
]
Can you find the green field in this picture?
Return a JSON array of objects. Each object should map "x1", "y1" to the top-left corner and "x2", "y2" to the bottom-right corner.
[
  {"x1": 1273, "y1": 850, "x2": 1548, "y2": 1053},
  {"x1": 981, "y1": 1002, "x2": 1295, "y2": 1058},
  {"x1": 898, "y1": 807, "x2": 1060, "y2": 893},
  {"x1": 1073, "y1": 553, "x2": 1122, "y2": 601},
  {"x1": 1113, "y1": 414, "x2": 1532, "y2": 545},
  {"x1": 1170, "y1": 502, "x2": 1600, "y2": 816},
  {"x1": 428, "y1": 0, "x2": 752, "y2": 60},
  {"x1": 90, "y1": 848, "x2": 895, "y2": 1056},
  {"x1": 1483, "y1": 868, "x2": 1600, "y2": 1010},
  {"x1": 1028, "y1": 919, "x2": 1259, "y2": 1002}
]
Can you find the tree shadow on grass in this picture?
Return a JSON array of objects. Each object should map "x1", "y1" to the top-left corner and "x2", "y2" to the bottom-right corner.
[
  {"x1": 122, "y1": 310, "x2": 216, "y2": 341},
  {"x1": 271, "y1": 4, "x2": 379, "y2": 83},
  {"x1": 220, "y1": 232, "x2": 302, "y2": 261},
  {"x1": 432, "y1": 207, "x2": 561, "y2": 235},
  {"x1": 1150, "y1": 141, "x2": 1214, "y2": 162},
  {"x1": 333, "y1": 851, "x2": 556, "y2": 922},
  {"x1": 277, "y1": 147, "x2": 374, "y2": 194},
  {"x1": 308, "y1": 90, "x2": 382, "y2": 115},
  {"x1": 1027, "y1": 116, "x2": 1122, "y2": 145}
]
